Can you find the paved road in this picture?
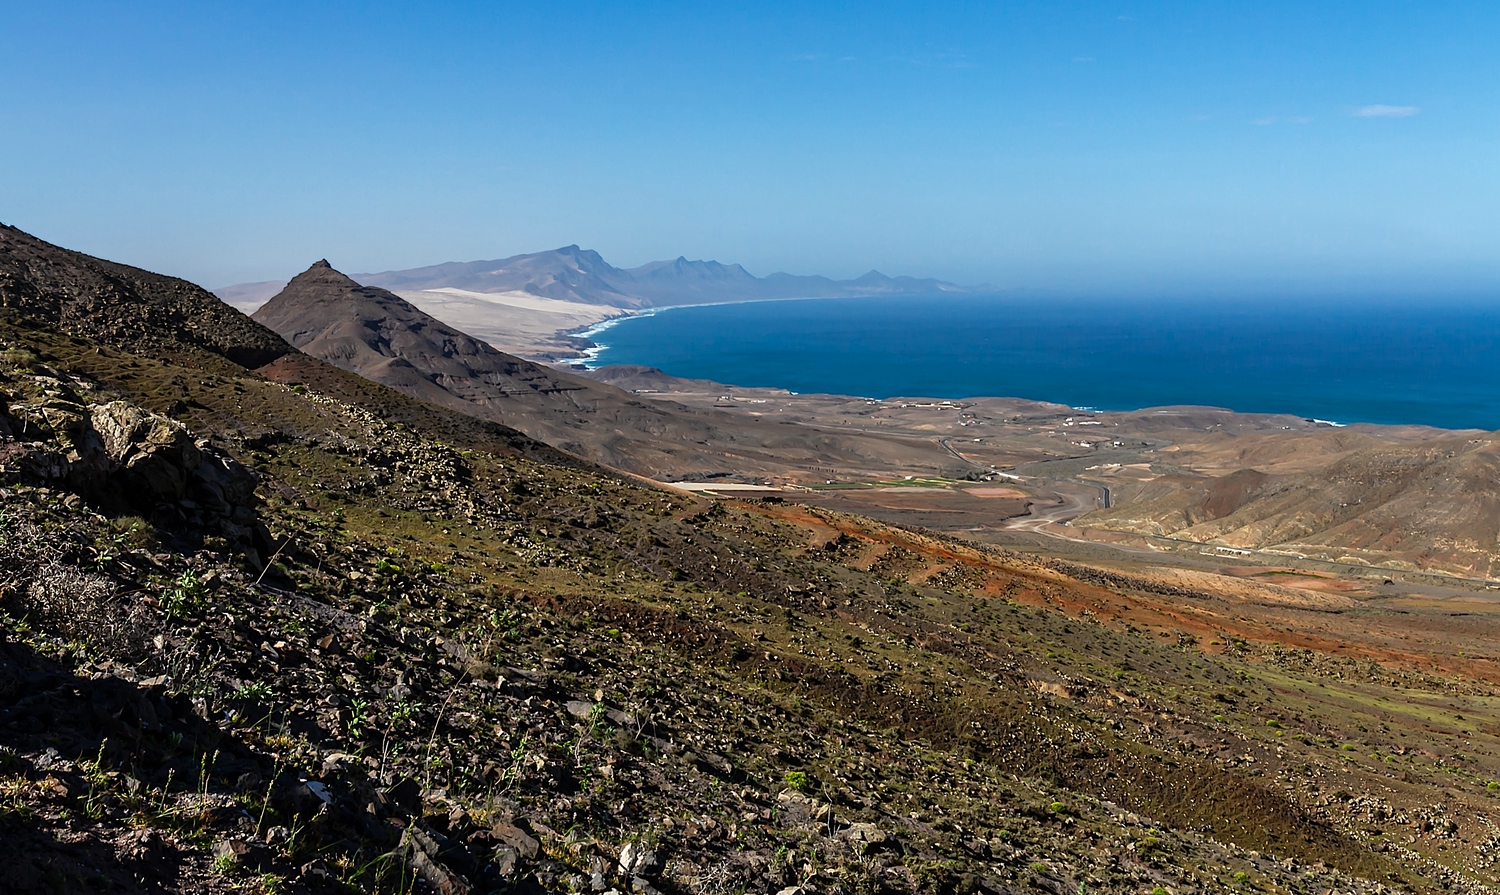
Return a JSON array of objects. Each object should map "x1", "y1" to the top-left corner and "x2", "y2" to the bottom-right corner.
[{"x1": 1003, "y1": 482, "x2": 1100, "y2": 530}]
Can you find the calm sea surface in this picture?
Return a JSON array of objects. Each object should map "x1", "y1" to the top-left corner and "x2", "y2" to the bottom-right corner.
[{"x1": 585, "y1": 295, "x2": 1500, "y2": 431}]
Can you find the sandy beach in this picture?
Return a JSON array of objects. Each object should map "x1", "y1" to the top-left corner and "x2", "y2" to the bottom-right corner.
[{"x1": 397, "y1": 287, "x2": 631, "y2": 360}]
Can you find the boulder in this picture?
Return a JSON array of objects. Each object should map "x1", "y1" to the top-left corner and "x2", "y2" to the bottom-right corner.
[
  {"x1": 0, "y1": 390, "x2": 263, "y2": 551},
  {"x1": 91, "y1": 401, "x2": 198, "y2": 500}
]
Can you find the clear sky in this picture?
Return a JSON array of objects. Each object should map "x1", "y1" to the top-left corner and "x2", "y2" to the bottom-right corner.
[{"x1": 2, "y1": 1, "x2": 1496, "y2": 297}]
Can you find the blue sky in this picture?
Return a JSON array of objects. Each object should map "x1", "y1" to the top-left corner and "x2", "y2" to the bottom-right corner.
[{"x1": 2, "y1": 1, "x2": 1496, "y2": 296}]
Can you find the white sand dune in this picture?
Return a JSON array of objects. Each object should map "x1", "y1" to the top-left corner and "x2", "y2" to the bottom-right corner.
[{"x1": 397, "y1": 288, "x2": 630, "y2": 360}]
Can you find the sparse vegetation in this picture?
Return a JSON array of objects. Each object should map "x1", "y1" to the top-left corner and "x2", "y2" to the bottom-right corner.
[{"x1": 0, "y1": 228, "x2": 1492, "y2": 894}]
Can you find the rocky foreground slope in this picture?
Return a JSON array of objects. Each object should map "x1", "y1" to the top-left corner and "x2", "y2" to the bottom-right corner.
[{"x1": 1, "y1": 227, "x2": 1499, "y2": 894}]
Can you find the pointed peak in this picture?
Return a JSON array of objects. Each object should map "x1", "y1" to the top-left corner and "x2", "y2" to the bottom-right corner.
[
  {"x1": 259, "y1": 260, "x2": 370, "y2": 312},
  {"x1": 257, "y1": 257, "x2": 423, "y2": 326},
  {"x1": 291, "y1": 259, "x2": 356, "y2": 283}
]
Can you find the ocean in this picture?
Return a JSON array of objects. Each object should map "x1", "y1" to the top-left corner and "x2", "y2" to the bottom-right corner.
[{"x1": 584, "y1": 295, "x2": 1500, "y2": 431}]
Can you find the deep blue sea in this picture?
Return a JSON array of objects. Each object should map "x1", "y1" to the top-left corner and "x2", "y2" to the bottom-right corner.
[{"x1": 585, "y1": 295, "x2": 1500, "y2": 431}]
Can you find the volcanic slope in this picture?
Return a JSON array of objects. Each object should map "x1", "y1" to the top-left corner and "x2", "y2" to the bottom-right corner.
[
  {"x1": 0, "y1": 223, "x2": 291, "y2": 368},
  {"x1": 252, "y1": 260, "x2": 964, "y2": 481},
  {"x1": 2, "y1": 228, "x2": 1499, "y2": 894}
]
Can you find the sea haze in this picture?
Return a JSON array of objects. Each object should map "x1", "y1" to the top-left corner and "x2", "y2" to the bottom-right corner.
[{"x1": 586, "y1": 295, "x2": 1500, "y2": 431}]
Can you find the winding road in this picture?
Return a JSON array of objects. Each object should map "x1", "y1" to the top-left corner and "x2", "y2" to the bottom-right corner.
[
  {"x1": 935, "y1": 435, "x2": 1112, "y2": 533},
  {"x1": 1002, "y1": 480, "x2": 1110, "y2": 534}
]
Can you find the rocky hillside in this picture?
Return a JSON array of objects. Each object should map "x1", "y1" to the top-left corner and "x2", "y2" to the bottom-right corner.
[
  {"x1": 0, "y1": 224, "x2": 292, "y2": 369},
  {"x1": 3, "y1": 232, "x2": 1499, "y2": 894},
  {"x1": 252, "y1": 260, "x2": 965, "y2": 482}
]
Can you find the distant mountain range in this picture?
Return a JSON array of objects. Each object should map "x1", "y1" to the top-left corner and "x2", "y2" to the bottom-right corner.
[{"x1": 216, "y1": 246, "x2": 978, "y2": 312}]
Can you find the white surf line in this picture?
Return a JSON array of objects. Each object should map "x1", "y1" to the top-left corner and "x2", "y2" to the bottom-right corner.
[
  {"x1": 564, "y1": 310, "x2": 649, "y2": 365},
  {"x1": 570, "y1": 295, "x2": 874, "y2": 369}
]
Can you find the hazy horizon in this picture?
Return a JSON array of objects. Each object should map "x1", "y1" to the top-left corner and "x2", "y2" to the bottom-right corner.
[{"x1": 4, "y1": 2, "x2": 1499, "y2": 299}]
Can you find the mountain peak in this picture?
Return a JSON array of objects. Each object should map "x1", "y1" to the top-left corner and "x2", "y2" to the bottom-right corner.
[
  {"x1": 256, "y1": 259, "x2": 415, "y2": 333},
  {"x1": 333, "y1": 248, "x2": 971, "y2": 309},
  {"x1": 287, "y1": 259, "x2": 361, "y2": 290}
]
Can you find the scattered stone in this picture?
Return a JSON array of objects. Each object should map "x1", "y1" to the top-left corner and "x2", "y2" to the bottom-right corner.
[
  {"x1": 404, "y1": 826, "x2": 473, "y2": 895},
  {"x1": 384, "y1": 778, "x2": 422, "y2": 814},
  {"x1": 322, "y1": 751, "x2": 359, "y2": 776},
  {"x1": 493, "y1": 844, "x2": 520, "y2": 877},
  {"x1": 119, "y1": 828, "x2": 167, "y2": 862},
  {"x1": 303, "y1": 780, "x2": 334, "y2": 805},
  {"x1": 212, "y1": 838, "x2": 270, "y2": 870},
  {"x1": 491, "y1": 820, "x2": 540, "y2": 859},
  {"x1": 839, "y1": 822, "x2": 893, "y2": 854},
  {"x1": 618, "y1": 841, "x2": 658, "y2": 877}
]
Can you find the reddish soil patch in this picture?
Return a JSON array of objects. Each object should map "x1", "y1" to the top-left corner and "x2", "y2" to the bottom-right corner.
[{"x1": 747, "y1": 500, "x2": 1500, "y2": 685}]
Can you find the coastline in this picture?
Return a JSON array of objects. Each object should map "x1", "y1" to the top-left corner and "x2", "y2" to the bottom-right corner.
[
  {"x1": 551, "y1": 294, "x2": 1500, "y2": 432},
  {"x1": 565, "y1": 308, "x2": 648, "y2": 366},
  {"x1": 562, "y1": 294, "x2": 847, "y2": 368},
  {"x1": 558, "y1": 299, "x2": 1370, "y2": 425}
]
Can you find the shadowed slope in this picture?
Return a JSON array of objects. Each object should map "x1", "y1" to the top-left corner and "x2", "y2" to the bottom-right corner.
[{"x1": 0, "y1": 223, "x2": 292, "y2": 368}]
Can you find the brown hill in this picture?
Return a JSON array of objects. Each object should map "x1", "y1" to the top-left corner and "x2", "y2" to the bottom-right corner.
[
  {"x1": 1081, "y1": 428, "x2": 1500, "y2": 576},
  {"x1": 0, "y1": 223, "x2": 292, "y2": 368},
  {"x1": 0, "y1": 225, "x2": 585, "y2": 473},
  {"x1": 252, "y1": 261, "x2": 965, "y2": 481}
]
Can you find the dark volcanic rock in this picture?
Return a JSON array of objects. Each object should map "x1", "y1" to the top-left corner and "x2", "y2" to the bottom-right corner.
[
  {"x1": 0, "y1": 223, "x2": 292, "y2": 368},
  {"x1": 1, "y1": 372, "x2": 262, "y2": 551}
]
